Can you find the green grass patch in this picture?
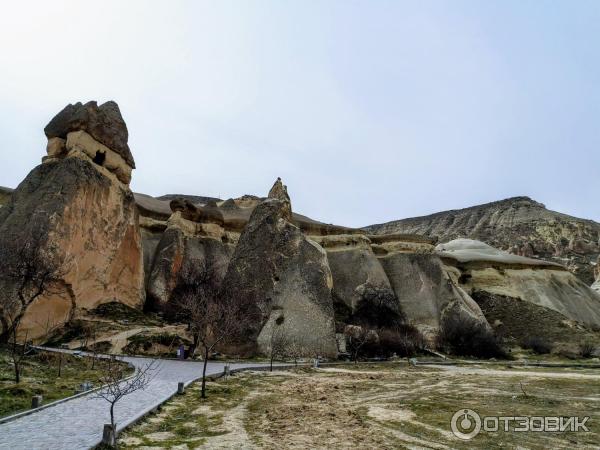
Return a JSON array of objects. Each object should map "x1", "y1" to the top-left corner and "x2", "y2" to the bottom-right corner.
[{"x1": 0, "y1": 348, "x2": 131, "y2": 418}]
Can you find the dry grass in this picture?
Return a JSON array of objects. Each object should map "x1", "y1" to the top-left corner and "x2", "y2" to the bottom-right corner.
[{"x1": 119, "y1": 363, "x2": 600, "y2": 449}]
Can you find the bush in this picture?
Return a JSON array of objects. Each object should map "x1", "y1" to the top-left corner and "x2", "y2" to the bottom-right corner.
[
  {"x1": 520, "y1": 336, "x2": 553, "y2": 355},
  {"x1": 123, "y1": 332, "x2": 191, "y2": 356},
  {"x1": 437, "y1": 315, "x2": 508, "y2": 359},
  {"x1": 579, "y1": 342, "x2": 596, "y2": 358},
  {"x1": 556, "y1": 347, "x2": 578, "y2": 360},
  {"x1": 86, "y1": 341, "x2": 112, "y2": 354},
  {"x1": 374, "y1": 325, "x2": 426, "y2": 358}
]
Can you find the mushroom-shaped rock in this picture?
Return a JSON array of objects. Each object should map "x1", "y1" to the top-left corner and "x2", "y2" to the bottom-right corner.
[
  {"x1": 169, "y1": 198, "x2": 224, "y2": 226},
  {"x1": 44, "y1": 101, "x2": 135, "y2": 168}
]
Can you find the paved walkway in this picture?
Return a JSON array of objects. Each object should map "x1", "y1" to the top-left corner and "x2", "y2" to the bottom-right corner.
[{"x1": 0, "y1": 354, "x2": 268, "y2": 450}]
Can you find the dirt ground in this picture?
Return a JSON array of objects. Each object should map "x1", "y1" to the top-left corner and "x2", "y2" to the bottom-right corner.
[{"x1": 119, "y1": 362, "x2": 600, "y2": 449}]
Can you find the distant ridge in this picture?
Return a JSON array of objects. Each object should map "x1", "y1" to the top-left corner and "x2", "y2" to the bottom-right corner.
[{"x1": 365, "y1": 196, "x2": 600, "y2": 284}]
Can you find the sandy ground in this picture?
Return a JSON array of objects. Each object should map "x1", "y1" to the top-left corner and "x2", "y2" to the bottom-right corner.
[
  {"x1": 65, "y1": 323, "x2": 187, "y2": 353},
  {"x1": 119, "y1": 363, "x2": 600, "y2": 449},
  {"x1": 427, "y1": 364, "x2": 600, "y2": 379}
]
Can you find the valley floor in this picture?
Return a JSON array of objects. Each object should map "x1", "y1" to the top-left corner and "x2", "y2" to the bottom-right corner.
[{"x1": 118, "y1": 362, "x2": 600, "y2": 449}]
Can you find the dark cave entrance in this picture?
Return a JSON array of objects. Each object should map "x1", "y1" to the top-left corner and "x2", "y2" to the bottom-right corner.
[{"x1": 93, "y1": 151, "x2": 106, "y2": 166}]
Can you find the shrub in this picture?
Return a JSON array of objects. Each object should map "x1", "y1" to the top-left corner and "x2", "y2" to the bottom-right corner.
[
  {"x1": 578, "y1": 342, "x2": 596, "y2": 358},
  {"x1": 437, "y1": 315, "x2": 508, "y2": 359},
  {"x1": 554, "y1": 346, "x2": 577, "y2": 360},
  {"x1": 374, "y1": 325, "x2": 426, "y2": 358},
  {"x1": 520, "y1": 336, "x2": 553, "y2": 355}
]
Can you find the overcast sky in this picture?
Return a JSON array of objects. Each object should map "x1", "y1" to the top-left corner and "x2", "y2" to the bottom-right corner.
[{"x1": 1, "y1": 1, "x2": 599, "y2": 227}]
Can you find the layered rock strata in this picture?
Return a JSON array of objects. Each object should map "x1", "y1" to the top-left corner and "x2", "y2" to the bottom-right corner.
[
  {"x1": 366, "y1": 196, "x2": 600, "y2": 284},
  {"x1": 437, "y1": 239, "x2": 600, "y2": 329}
]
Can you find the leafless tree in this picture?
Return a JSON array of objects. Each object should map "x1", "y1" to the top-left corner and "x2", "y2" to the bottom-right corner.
[
  {"x1": 173, "y1": 266, "x2": 246, "y2": 399},
  {"x1": 286, "y1": 335, "x2": 310, "y2": 366},
  {"x1": 267, "y1": 314, "x2": 290, "y2": 371},
  {"x1": 0, "y1": 223, "x2": 68, "y2": 344},
  {"x1": 89, "y1": 324, "x2": 99, "y2": 369},
  {"x1": 6, "y1": 315, "x2": 32, "y2": 383},
  {"x1": 344, "y1": 325, "x2": 378, "y2": 363},
  {"x1": 79, "y1": 322, "x2": 100, "y2": 369},
  {"x1": 93, "y1": 357, "x2": 156, "y2": 448}
]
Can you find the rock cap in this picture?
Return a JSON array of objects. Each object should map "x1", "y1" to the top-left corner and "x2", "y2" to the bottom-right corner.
[{"x1": 44, "y1": 101, "x2": 135, "y2": 168}]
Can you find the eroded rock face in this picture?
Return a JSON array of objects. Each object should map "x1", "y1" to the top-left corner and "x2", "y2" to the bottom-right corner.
[
  {"x1": 267, "y1": 177, "x2": 292, "y2": 221},
  {"x1": 366, "y1": 196, "x2": 600, "y2": 284},
  {"x1": 169, "y1": 198, "x2": 225, "y2": 226},
  {"x1": 0, "y1": 186, "x2": 12, "y2": 208},
  {"x1": 592, "y1": 257, "x2": 600, "y2": 294},
  {"x1": 0, "y1": 157, "x2": 144, "y2": 340},
  {"x1": 222, "y1": 187, "x2": 337, "y2": 356},
  {"x1": 438, "y1": 239, "x2": 600, "y2": 329},
  {"x1": 44, "y1": 100, "x2": 135, "y2": 168},
  {"x1": 379, "y1": 253, "x2": 489, "y2": 335},
  {"x1": 320, "y1": 235, "x2": 399, "y2": 328},
  {"x1": 146, "y1": 213, "x2": 233, "y2": 313}
]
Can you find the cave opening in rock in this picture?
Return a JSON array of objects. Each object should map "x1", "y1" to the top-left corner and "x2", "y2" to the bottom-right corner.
[{"x1": 93, "y1": 150, "x2": 106, "y2": 166}]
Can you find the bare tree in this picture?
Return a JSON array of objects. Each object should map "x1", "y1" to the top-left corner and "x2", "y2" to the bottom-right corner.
[
  {"x1": 173, "y1": 266, "x2": 246, "y2": 399},
  {"x1": 89, "y1": 324, "x2": 99, "y2": 369},
  {"x1": 267, "y1": 314, "x2": 289, "y2": 371},
  {"x1": 344, "y1": 325, "x2": 378, "y2": 363},
  {"x1": 286, "y1": 335, "x2": 310, "y2": 366},
  {"x1": 93, "y1": 357, "x2": 156, "y2": 448},
  {"x1": 79, "y1": 322, "x2": 100, "y2": 369},
  {"x1": 5, "y1": 316, "x2": 31, "y2": 383},
  {"x1": 0, "y1": 223, "x2": 68, "y2": 344}
]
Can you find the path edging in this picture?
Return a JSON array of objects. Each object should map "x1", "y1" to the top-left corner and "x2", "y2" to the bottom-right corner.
[
  {"x1": 112, "y1": 363, "x2": 301, "y2": 439},
  {"x1": 0, "y1": 362, "x2": 137, "y2": 425}
]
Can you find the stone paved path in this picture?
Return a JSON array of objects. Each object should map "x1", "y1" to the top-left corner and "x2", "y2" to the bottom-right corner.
[{"x1": 0, "y1": 354, "x2": 268, "y2": 450}]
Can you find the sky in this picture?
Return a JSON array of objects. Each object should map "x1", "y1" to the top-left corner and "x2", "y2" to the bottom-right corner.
[{"x1": 0, "y1": 1, "x2": 599, "y2": 228}]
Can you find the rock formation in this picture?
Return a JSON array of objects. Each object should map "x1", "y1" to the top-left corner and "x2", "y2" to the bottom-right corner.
[
  {"x1": 365, "y1": 196, "x2": 600, "y2": 284},
  {"x1": 437, "y1": 239, "x2": 600, "y2": 329},
  {"x1": 222, "y1": 179, "x2": 337, "y2": 356},
  {"x1": 593, "y1": 256, "x2": 600, "y2": 294},
  {"x1": 146, "y1": 199, "x2": 234, "y2": 313},
  {"x1": 314, "y1": 234, "x2": 400, "y2": 328},
  {"x1": 0, "y1": 186, "x2": 12, "y2": 208},
  {"x1": 379, "y1": 252, "x2": 489, "y2": 335},
  {"x1": 44, "y1": 101, "x2": 135, "y2": 168},
  {"x1": 4, "y1": 101, "x2": 600, "y2": 354},
  {"x1": 0, "y1": 101, "x2": 144, "y2": 340},
  {"x1": 267, "y1": 177, "x2": 292, "y2": 220},
  {"x1": 136, "y1": 187, "x2": 600, "y2": 348}
]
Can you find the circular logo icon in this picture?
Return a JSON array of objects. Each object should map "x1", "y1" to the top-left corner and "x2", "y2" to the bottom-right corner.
[{"x1": 451, "y1": 409, "x2": 481, "y2": 440}]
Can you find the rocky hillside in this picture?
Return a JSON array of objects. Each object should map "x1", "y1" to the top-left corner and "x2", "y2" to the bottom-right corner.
[
  {"x1": 0, "y1": 187, "x2": 12, "y2": 207},
  {"x1": 365, "y1": 197, "x2": 600, "y2": 284},
  {"x1": 3, "y1": 100, "x2": 600, "y2": 354}
]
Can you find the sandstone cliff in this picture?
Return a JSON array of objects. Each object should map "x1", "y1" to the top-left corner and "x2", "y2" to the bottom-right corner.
[
  {"x1": 0, "y1": 102, "x2": 144, "y2": 340},
  {"x1": 365, "y1": 197, "x2": 600, "y2": 285}
]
